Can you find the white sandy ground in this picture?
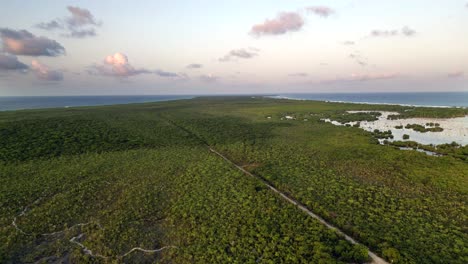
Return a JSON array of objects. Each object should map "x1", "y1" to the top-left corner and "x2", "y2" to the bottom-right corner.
[{"x1": 323, "y1": 111, "x2": 468, "y2": 146}]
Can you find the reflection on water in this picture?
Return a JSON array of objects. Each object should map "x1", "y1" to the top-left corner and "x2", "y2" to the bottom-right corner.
[{"x1": 398, "y1": 147, "x2": 441, "y2": 156}]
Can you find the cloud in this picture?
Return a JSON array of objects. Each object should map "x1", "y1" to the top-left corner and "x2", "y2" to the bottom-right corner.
[
  {"x1": 36, "y1": 20, "x2": 63, "y2": 30},
  {"x1": 90, "y1": 52, "x2": 151, "y2": 77},
  {"x1": 447, "y1": 71, "x2": 464, "y2": 78},
  {"x1": 68, "y1": 28, "x2": 96, "y2": 38},
  {"x1": 289, "y1": 72, "x2": 308, "y2": 77},
  {"x1": 155, "y1": 70, "x2": 180, "y2": 78},
  {"x1": 320, "y1": 73, "x2": 400, "y2": 84},
  {"x1": 347, "y1": 73, "x2": 399, "y2": 81},
  {"x1": 35, "y1": 6, "x2": 101, "y2": 38},
  {"x1": 199, "y1": 74, "x2": 218, "y2": 83},
  {"x1": 31, "y1": 60, "x2": 63, "y2": 81},
  {"x1": 89, "y1": 53, "x2": 187, "y2": 80},
  {"x1": 306, "y1": 6, "x2": 335, "y2": 17},
  {"x1": 370, "y1": 29, "x2": 398, "y2": 37},
  {"x1": 401, "y1": 26, "x2": 416, "y2": 36},
  {"x1": 0, "y1": 53, "x2": 28, "y2": 70},
  {"x1": 66, "y1": 6, "x2": 100, "y2": 27},
  {"x1": 348, "y1": 53, "x2": 368, "y2": 67},
  {"x1": 370, "y1": 26, "x2": 416, "y2": 37},
  {"x1": 342, "y1": 41, "x2": 355, "y2": 45},
  {"x1": 219, "y1": 48, "x2": 259, "y2": 62},
  {"x1": 250, "y1": 12, "x2": 304, "y2": 36},
  {"x1": 186, "y1": 63, "x2": 202, "y2": 69},
  {"x1": 0, "y1": 28, "x2": 65, "y2": 56}
]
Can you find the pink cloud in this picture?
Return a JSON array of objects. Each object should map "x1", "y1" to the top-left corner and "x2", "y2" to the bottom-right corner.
[
  {"x1": 306, "y1": 6, "x2": 335, "y2": 17},
  {"x1": 219, "y1": 48, "x2": 259, "y2": 62},
  {"x1": 90, "y1": 52, "x2": 151, "y2": 77},
  {"x1": 447, "y1": 71, "x2": 464, "y2": 78},
  {"x1": 0, "y1": 28, "x2": 65, "y2": 56},
  {"x1": 250, "y1": 12, "x2": 304, "y2": 36},
  {"x1": 31, "y1": 60, "x2": 63, "y2": 81},
  {"x1": 89, "y1": 53, "x2": 184, "y2": 79}
]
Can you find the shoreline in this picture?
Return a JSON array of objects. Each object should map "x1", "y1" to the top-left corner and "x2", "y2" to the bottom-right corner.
[
  {"x1": 266, "y1": 95, "x2": 467, "y2": 109},
  {"x1": 0, "y1": 95, "x2": 195, "y2": 112},
  {"x1": 1, "y1": 94, "x2": 467, "y2": 112}
]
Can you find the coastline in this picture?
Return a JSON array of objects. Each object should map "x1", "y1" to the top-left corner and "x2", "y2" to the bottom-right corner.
[
  {"x1": 0, "y1": 95, "x2": 195, "y2": 112},
  {"x1": 1, "y1": 93, "x2": 467, "y2": 112},
  {"x1": 266, "y1": 95, "x2": 467, "y2": 109}
]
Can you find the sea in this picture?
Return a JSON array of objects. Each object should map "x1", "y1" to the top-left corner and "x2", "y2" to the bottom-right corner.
[
  {"x1": 0, "y1": 92, "x2": 467, "y2": 111},
  {"x1": 0, "y1": 95, "x2": 194, "y2": 111}
]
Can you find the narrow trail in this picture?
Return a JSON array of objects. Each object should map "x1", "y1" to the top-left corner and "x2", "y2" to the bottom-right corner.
[
  {"x1": 70, "y1": 233, "x2": 176, "y2": 259},
  {"x1": 11, "y1": 197, "x2": 43, "y2": 235},
  {"x1": 70, "y1": 234, "x2": 109, "y2": 259},
  {"x1": 209, "y1": 147, "x2": 389, "y2": 264},
  {"x1": 12, "y1": 203, "x2": 94, "y2": 237},
  {"x1": 12, "y1": 197, "x2": 175, "y2": 260},
  {"x1": 120, "y1": 246, "x2": 177, "y2": 257}
]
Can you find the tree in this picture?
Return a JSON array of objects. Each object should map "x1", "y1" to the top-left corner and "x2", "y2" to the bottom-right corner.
[{"x1": 382, "y1": 247, "x2": 401, "y2": 263}]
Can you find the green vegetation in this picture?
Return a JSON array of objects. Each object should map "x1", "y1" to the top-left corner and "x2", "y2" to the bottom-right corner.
[
  {"x1": 388, "y1": 107, "x2": 468, "y2": 120},
  {"x1": 372, "y1": 129, "x2": 393, "y2": 139},
  {"x1": 389, "y1": 141, "x2": 468, "y2": 161},
  {"x1": 324, "y1": 111, "x2": 381, "y2": 124},
  {"x1": 405, "y1": 123, "x2": 444, "y2": 133},
  {"x1": 426, "y1": 122, "x2": 441, "y2": 127},
  {"x1": 1, "y1": 97, "x2": 467, "y2": 263},
  {"x1": 403, "y1": 134, "x2": 410, "y2": 140}
]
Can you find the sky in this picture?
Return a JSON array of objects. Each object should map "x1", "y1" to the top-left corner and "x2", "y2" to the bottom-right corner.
[{"x1": 0, "y1": 0, "x2": 467, "y2": 96}]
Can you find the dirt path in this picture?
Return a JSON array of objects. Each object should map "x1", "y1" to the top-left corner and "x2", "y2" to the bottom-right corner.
[
  {"x1": 70, "y1": 233, "x2": 176, "y2": 259},
  {"x1": 209, "y1": 147, "x2": 389, "y2": 264}
]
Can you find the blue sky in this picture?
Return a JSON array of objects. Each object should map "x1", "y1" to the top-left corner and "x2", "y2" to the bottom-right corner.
[{"x1": 0, "y1": 0, "x2": 467, "y2": 95}]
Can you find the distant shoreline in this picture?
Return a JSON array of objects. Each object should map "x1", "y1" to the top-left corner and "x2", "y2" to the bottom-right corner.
[
  {"x1": 1, "y1": 92, "x2": 467, "y2": 111},
  {"x1": 266, "y1": 95, "x2": 467, "y2": 109},
  {"x1": 266, "y1": 92, "x2": 468, "y2": 108}
]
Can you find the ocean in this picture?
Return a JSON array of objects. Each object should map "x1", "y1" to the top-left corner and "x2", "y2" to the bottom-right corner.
[
  {"x1": 0, "y1": 92, "x2": 467, "y2": 111},
  {"x1": 270, "y1": 92, "x2": 468, "y2": 108},
  {"x1": 0, "y1": 95, "x2": 194, "y2": 111}
]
